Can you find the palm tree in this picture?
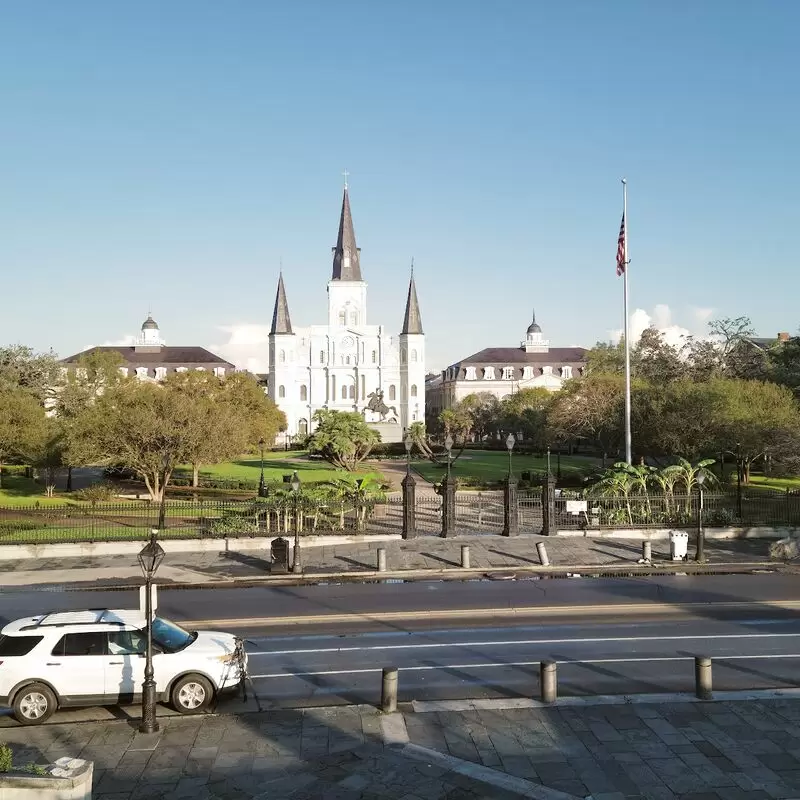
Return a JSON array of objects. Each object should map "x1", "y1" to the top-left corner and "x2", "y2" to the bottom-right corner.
[
  {"x1": 649, "y1": 467, "x2": 683, "y2": 517},
  {"x1": 323, "y1": 474, "x2": 386, "y2": 531},
  {"x1": 663, "y1": 457, "x2": 717, "y2": 515},
  {"x1": 589, "y1": 465, "x2": 635, "y2": 525}
]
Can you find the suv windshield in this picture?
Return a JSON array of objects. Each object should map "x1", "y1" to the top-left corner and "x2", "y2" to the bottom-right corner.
[{"x1": 146, "y1": 617, "x2": 196, "y2": 653}]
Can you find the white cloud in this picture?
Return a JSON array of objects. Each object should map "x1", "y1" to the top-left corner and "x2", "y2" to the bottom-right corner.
[
  {"x1": 84, "y1": 334, "x2": 137, "y2": 349},
  {"x1": 209, "y1": 324, "x2": 270, "y2": 373},
  {"x1": 609, "y1": 304, "x2": 711, "y2": 348}
]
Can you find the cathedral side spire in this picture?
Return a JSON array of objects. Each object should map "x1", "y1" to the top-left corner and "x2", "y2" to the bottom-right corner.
[
  {"x1": 270, "y1": 273, "x2": 293, "y2": 334},
  {"x1": 401, "y1": 268, "x2": 424, "y2": 335},
  {"x1": 331, "y1": 185, "x2": 362, "y2": 281}
]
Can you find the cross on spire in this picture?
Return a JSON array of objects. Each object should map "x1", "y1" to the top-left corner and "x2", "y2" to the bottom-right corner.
[{"x1": 342, "y1": 169, "x2": 349, "y2": 189}]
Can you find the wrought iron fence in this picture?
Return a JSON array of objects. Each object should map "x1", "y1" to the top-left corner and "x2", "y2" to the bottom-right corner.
[{"x1": 0, "y1": 487, "x2": 797, "y2": 544}]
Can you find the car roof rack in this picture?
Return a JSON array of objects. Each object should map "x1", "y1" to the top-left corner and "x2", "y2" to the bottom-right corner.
[{"x1": 18, "y1": 610, "x2": 128, "y2": 631}]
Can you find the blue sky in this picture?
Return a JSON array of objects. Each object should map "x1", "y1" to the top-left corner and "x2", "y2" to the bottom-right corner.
[{"x1": 2, "y1": 1, "x2": 798, "y2": 371}]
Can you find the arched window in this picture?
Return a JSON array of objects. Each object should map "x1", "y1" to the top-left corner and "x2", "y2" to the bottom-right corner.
[
  {"x1": 371, "y1": 350, "x2": 377, "y2": 363},
  {"x1": 331, "y1": 375, "x2": 336, "y2": 398},
  {"x1": 319, "y1": 350, "x2": 325, "y2": 364},
  {"x1": 341, "y1": 385, "x2": 347, "y2": 400},
  {"x1": 389, "y1": 385, "x2": 396, "y2": 401},
  {"x1": 401, "y1": 349, "x2": 407, "y2": 364},
  {"x1": 279, "y1": 350, "x2": 286, "y2": 363},
  {"x1": 278, "y1": 385, "x2": 285, "y2": 399},
  {"x1": 346, "y1": 356, "x2": 351, "y2": 365},
  {"x1": 411, "y1": 349, "x2": 418, "y2": 362},
  {"x1": 338, "y1": 310, "x2": 346, "y2": 325},
  {"x1": 348, "y1": 384, "x2": 355, "y2": 399},
  {"x1": 298, "y1": 419, "x2": 308, "y2": 436},
  {"x1": 350, "y1": 311, "x2": 358, "y2": 326},
  {"x1": 300, "y1": 385, "x2": 308, "y2": 402},
  {"x1": 411, "y1": 384, "x2": 418, "y2": 397}
]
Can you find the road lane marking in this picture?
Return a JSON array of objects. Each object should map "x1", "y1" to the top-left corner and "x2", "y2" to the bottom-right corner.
[
  {"x1": 249, "y1": 653, "x2": 800, "y2": 679},
  {"x1": 245, "y1": 631, "x2": 800, "y2": 657},
  {"x1": 183, "y1": 599, "x2": 800, "y2": 628}
]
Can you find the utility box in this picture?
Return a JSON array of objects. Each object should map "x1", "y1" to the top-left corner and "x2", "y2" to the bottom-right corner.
[
  {"x1": 670, "y1": 531, "x2": 689, "y2": 561},
  {"x1": 271, "y1": 537, "x2": 289, "y2": 573}
]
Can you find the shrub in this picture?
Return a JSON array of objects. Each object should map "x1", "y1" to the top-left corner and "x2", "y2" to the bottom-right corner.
[
  {"x1": 0, "y1": 744, "x2": 12, "y2": 773},
  {"x1": 74, "y1": 482, "x2": 117, "y2": 502}
]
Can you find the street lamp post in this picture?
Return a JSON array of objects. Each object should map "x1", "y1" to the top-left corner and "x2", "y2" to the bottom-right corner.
[
  {"x1": 258, "y1": 438, "x2": 267, "y2": 497},
  {"x1": 137, "y1": 534, "x2": 165, "y2": 734},
  {"x1": 546, "y1": 446, "x2": 551, "y2": 475},
  {"x1": 444, "y1": 434, "x2": 454, "y2": 481},
  {"x1": 404, "y1": 430, "x2": 413, "y2": 477},
  {"x1": 503, "y1": 433, "x2": 517, "y2": 537},
  {"x1": 441, "y1": 435, "x2": 455, "y2": 538},
  {"x1": 695, "y1": 472, "x2": 706, "y2": 563},
  {"x1": 291, "y1": 471, "x2": 302, "y2": 573},
  {"x1": 736, "y1": 441, "x2": 742, "y2": 520}
]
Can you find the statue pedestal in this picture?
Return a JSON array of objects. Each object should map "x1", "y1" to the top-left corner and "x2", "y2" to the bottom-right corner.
[{"x1": 367, "y1": 422, "x2": 402, "y2": 443}]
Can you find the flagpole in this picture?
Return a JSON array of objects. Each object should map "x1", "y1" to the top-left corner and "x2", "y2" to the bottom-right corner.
[{"x1": 622, "y1": 178, "x2": 632, "y2": 465}]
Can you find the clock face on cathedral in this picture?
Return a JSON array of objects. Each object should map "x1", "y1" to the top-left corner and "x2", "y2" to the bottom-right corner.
[{"x1": 341, "y1": 335, "x2": 355, "y2": 349}]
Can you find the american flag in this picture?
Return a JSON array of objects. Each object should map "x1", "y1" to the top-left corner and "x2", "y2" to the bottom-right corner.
[{"x1": 616, "y1": 213, "x2": 626, "y2": 276}]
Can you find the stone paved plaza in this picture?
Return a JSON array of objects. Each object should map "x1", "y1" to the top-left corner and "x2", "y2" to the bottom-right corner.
[
  {"x1": 0, "y1": 534, "x2": 773, "y2": 589},
  {"x1": 5, "y1": 699, "x2": 800, "y2": 798}
]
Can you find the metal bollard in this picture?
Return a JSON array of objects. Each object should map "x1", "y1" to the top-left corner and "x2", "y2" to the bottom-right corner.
[
  {"x1": 536, "y1": 542, "x2": 550, "y2": 567},
  {"x1": 461, "y1": 545, "x2": 471, "y2": 569},
  {"x1": 642, "y1": 541, "x2": 652, "y2": 562},
  {"x1": 540, "y1": 660, "x2": 557, "y2": 703},
  {"x1": 381, "y1": 667, "x2": 398, "y2": 713},
  {"x1": 695, "y1": 656, "x2": 712, "y2": 700},
  {"x1": 377, "y1": 548, "x2": 387, "y2": 573}
]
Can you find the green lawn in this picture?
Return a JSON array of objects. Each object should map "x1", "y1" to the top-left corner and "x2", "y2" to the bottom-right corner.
[
  {"x1": 0, "y1": 476, "x2": 82, "y2": 508},
  {"x1": 176, "y1": 451, "x2": 382, "y2": 486},
  {"x1": 411, "y1": 450, "x2": 599, "y2": 484},
  {"x1": 746, "y1": 474, "x2": 800, "y2": 492}
]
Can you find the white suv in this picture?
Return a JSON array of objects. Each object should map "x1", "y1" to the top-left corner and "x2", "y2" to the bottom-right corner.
[{"x1": 0, "y1": 609, "x2": 246, "y2": 725}]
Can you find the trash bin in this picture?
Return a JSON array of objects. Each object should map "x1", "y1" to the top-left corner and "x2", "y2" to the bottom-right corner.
[
  {"x1": 271, "y1": 536, "x2": 289, "y2": 574},
  {"x1": 669, "y1": 531, "x2": 689, "y2": 561}
]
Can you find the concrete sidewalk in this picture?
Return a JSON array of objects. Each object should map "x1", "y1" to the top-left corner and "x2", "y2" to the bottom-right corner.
[
  {"x1": 0, "y1": 535, "x2": 778, "y2": 589},
  {"x1": 5, "y1": 696, "x2": 800, "y2": 798}
]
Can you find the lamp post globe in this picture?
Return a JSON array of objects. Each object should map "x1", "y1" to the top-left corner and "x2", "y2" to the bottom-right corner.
[
  {"x1": 444, "y1": 434, "x2": 454, "y2": 480},
  {"x1": 404, "y1": 430, "x2": 413, "y2": 476},
  {"x1": 138, "y1": 535, "x2": 165, "y2": 734},
  {"x1": 505, "y1": 433, "x2": 515, "y2": 477}
]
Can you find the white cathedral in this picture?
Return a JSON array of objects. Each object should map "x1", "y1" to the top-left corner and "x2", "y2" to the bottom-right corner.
[{"x1": 266, "y1": 185, "x2": 426, "y2": 443}]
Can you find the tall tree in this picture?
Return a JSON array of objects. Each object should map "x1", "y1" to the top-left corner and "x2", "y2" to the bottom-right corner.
[
  {"x1": 585, "y1": 341, "x2": 626, "y2": 375},
  {"x1": 0, "y1": 388, "x2": 46, "y2": 488},
  {"x1": 633, "y1": 328, "x2": 686, "y2": 383},
  {"x1": 500, "y1": 388, "x2": 552, "y2": 449},
  {"x1": 68, "y1": 380, "x2": 199, "y2": 501},
  {"x1": 549, "y1": 375, "x2": 625, "y2": 464},
  {"x1": 458, "y1": 393, "x2": 502, "y2": 440},
  {"x1": 0, "y1": 345, "x2": 61, "y2": 405},
  {"x1": 220, "y1": 371, "x2": 286, "y2": 450},
  {"x1": 306, "y1": 410, "x2": 379, "y2": 471},
  {"x1": 57, "y1": 350, "x2": 127, "y2": 489},
  {"x1": 770, "y1": 332, "x2": 800, "y2": 399},
  {"x1": 709, "y1": 316, "x2": 769, "y2": 380}
]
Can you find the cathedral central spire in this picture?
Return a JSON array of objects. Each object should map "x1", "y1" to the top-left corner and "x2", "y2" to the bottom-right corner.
[
  {"x1": 331, "y1": 186, "x2": 362, "y2": 281},
  {"x1": 270, "y1": 273, "x2": 293, "y2": 335}
]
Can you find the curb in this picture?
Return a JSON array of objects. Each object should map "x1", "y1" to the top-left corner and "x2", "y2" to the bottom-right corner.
[{"x1": 3, "y1": 559, "x2": 780, "y2": 593}]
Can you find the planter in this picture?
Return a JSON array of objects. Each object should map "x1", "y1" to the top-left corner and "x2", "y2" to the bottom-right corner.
[{"x1": 0, "y1": 757, "x2": 92, "y2": 799}]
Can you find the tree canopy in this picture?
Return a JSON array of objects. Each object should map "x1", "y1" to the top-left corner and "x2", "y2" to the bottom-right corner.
[{"x1": 306, "y1": 410, "x2": 379, "y2": 471}]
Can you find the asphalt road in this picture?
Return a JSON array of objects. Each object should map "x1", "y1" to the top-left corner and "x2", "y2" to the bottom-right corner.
[{"x1": 2, "y1": 574, "x2": 800, "y2": 715}]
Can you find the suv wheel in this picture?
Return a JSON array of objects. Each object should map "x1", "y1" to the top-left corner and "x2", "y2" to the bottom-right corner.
[
  {"x1": 171, "y1": 674, "x2": 213, "y2": 714},
  {"x1": 13, "y1": 683, "x2": 57, "y2": 725}
]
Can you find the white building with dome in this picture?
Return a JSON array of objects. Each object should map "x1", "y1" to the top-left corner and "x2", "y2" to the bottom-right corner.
[
  {"x1": 61, "y1": 315, "x2": 236, "y2": 380},
  {"x1": 267, "y1": 185, "x2": 426, "y2": 442},
  {"x1": 429, "y1": 311, "x2": 588, "y2": 413}
]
